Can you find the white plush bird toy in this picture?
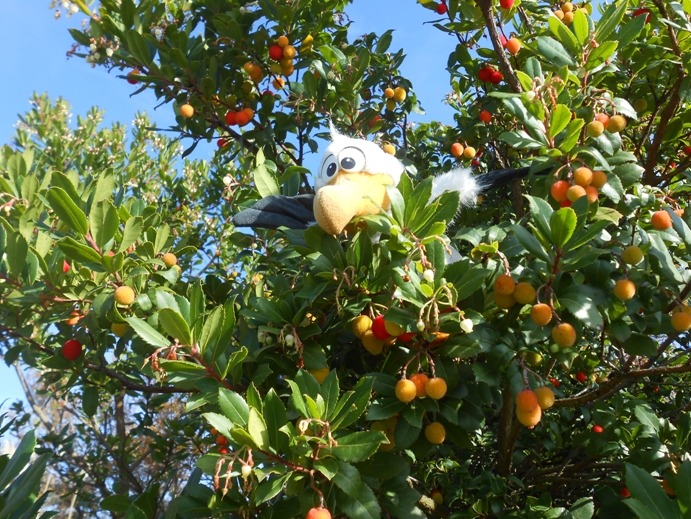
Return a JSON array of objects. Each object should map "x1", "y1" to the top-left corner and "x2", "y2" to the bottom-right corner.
[{"x1": 231, "y1": 125, "x2": 530, "y2": 233}]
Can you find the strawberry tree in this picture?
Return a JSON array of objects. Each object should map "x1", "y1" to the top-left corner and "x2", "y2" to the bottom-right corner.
[{"x1": 2, "y1": 0, "x2": 691, "y2": 517}]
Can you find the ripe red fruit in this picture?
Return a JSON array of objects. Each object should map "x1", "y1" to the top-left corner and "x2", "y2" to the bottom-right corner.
[
  {"x1": 489, "y1": 70, "x2": 503, "y2": 84},
  {"x1": 576, "y1": 372, "x2": 587, "y2": 383},
  {"x1": 478, "y1": 67, "x2": 493, "y2": 82},
  {"x1": 63, "y1": 260, "x2": 70, "y2": 273},
  {"x1": 306, "y1": 507, "x2": 332, "y2": 519},
  {"x1": 549, "y1": 377, "x2": 561, "y2": 388},
  {"x1": 217, "y1": 138, "x2": 227, "y2": 148},
  {"x1": 62, "y1": 339, "x2": 83, "y2": 361},
  {"x1": 269, "y1": 45, "x2": 284, "y2": 61},
  {"x1": 632, "y1": 7, "x2": 651, "y2": 23},
  {"x1": 621, "y1": 488, "x2": 630, "y2": 498},
  {"x1": 499, "y1": 35, "x2": 508, "y2": 47},
  {"x1": 500, "y1": 0, "x2": 514, "y2": 8},
  {"x1": 436, "y1": 2, "x2": 448, "y2": 14},
  {"x1": 225, "y1": 111, "x2": 237, "y2": 125},
  {"x1": 126, "y1": 70, "x2": 140, "y2": 84},
  {"x1": 219, "y1": 447, "x2": 229, "y2": 454},
  {"x1": 398, "y1": 332, "x2": 415, "y2": 343},
  {"x1": 684, "y1": 145, "x2": 691, "y2": 155},
  {"x1": 371, "y1": 315, "x2": 391, "y2": 340},
  {"x1": 592, "y1": 424, "x2": 604, "y2": 433},
  {"x1": 216, "y1": 434, "x2": 228, "y2": 446},
  {"x1": 479, "y1": 110, "x2": 492, "y2": 123}
]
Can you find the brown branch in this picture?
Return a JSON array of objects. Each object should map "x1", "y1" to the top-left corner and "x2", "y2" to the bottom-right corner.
[
  {"x1": 476, "y1": 0, "x2": 522, "y2": 93},
  {"x1": 497, "y1": 385, "x2": 520, "y2": 476}
]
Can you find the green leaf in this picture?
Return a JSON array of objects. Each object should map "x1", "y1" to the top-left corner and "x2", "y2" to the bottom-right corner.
[
  {"x1": 559, "y1": 284, "x2": 604, "y2": 328},
  {"x1": 333, "y1": 460, "x2": 363, "y2": 497},
  {"x1": 634, "y1": 405, "x2": 660, "y2": 432},
  {"x1": 625, "y1": 463, "x2": 682, "y2": 519},
  {"x1": 548, "y1": 15, "x2": 581, "y2": 55},
  {"x1": 263, "y1": 389, "x2": 287, "y2": 448},
  {"x1": 585, "y1": 41, "x2": 618, "y2": 71},
  {"x1": 536, "y1": 36, "x2": 577, "y2": 68},
  {"x1": 254, "y1": 164, "x2": 280, "y2": 197},
  {"x1": 559, "y1": 119, "x2": 585, "y2": 153},
  {"x1": 155, "y1": 224, "x2": 170, "y2": 254},
  {"x1": 119, "y1": 216, "x2": 143, "y2": 253},
  {"x1": 247, "y1": 407, "x2": 270, "y2": 450},
  {"x1": 199, "y1": 306, "x2": 224, "y2": 354},
  {"x1": 125, "y1": 317, "x2": 171, "y2": 348},
  {"x1": 677, "y1": 460, "x2": 691, "y2": 515},
  {"x1": 615, "y1": 14, "x2": 647, "y2": 48},
  {"x1": 314, "y1": 458, "x2": 339, "y2": 480},
  {"x1": 6, "y1": 232, "x2": 28, "y2": 279},
  {"x1": 595, "y1": 0, "x2": 628, "y2": 42},
  {"x1": 551, "y1": 207, "x2": 578, "y2": 248},
  {"x1": 126, "y1": 29, "x2": 154, "y2": 66},
  {"x1": 327, "y1": 431, "x2": 388, "y2": 462},
  {"x1": 569, "y1": 497, "x2": 594, "y2": 519},
  {"x1": 512, "y1": 224, "x2": 552, "y2": 262},
  {"x1": 622, "y1": 333, "x2": 658, "y2": 357},
  {"x1": 158, "y1": 308, "x2": 192, "y2": 346},
  {"x1": 90, "y1": 201, "x2": 119, "y2": 251},
  {"x1": 57, "y1": 237, "x2": 103, "y2": 265},
  {"x1": 218, "y1": 388, "x2": 249, "y2": 427},
  {"x1": 48, "y1": 187, "x2": 88, "y2": 235},
  {"x1": 525, "y1": 195, "x2": 554, "y2": 241},
  {"x1": 335, "y1": 483, "x2": 381, "y2": 519},
  {"x1": 549, "y1": 104, "x2": 572, "y2": 138},
  {"x1": 572, "y1": 10, "x2": 589, "y2": 45},
  {"x1": 0, "y1": 429, "x2": 36, "y2": 490},
  {"x1": 101, "y1": 495, "x2": 133, "y2": 513},
  {"x1": 254, "y1": 473, "x2": 290, "y2": 505},
  {"x1": 83, "y1": 386, "x2": 99, "y2": 417},
  {"x1": 93, "y1": 170, "x2": 115, "y2": 203}
]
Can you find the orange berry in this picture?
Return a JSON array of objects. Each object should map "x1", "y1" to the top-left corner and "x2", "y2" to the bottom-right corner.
[
  {"x1": 424, "y1": 422, "x2": 446, "y2": 444},
  {"x1": 425, "y1": 377, "x2": 448, "y2": 400},
  {"x1": 243, "y1": 62, "x2": 255, "y2": 73},
  {"x1": 530, "y1": 304, "x2": 553, "y2": 326},
  {"x1": 671, "y1": 312, "x2": 691, "y2": 332},
  {"x1": 573, "y1": 167, "x2": 593, "y2": 187},
  {"x1": 272, "y1": 77, "x2": 285, "y2": 89},
  {"x1": 513, "y1": 282, "x2": 536, "y2": 305},
  {"x1": 249, "y1": 66, "x2": 263, "y2": 82},
  {"x1": 613, "y1": 279, "x2": 636, "y2": 300},
  {"x1": 495, "y1": 292, "x2": 517, "y2": 309},
  {"x1": 554, "y1": 9, "x2": 564, "y2": 19},
  {"x1": 562, "y1": 2, "x2": 573, "y2": 12},
  {"x1": 384, "y1": 87, "x2": 395, "y2": 99},
  {"x1": 595, "y1": 113, "x2": 610, "y2": 128},
  {"x1": 591, "y1": 170, "x2": 607, "y2": 188},
  {"x1": 162, "y1": 252, "x2": 177, "y2": 267},
  {"x1": 451, "y1": 142, "x2": 464, "y2": 158},
  {"x1": 410, "y1": 373, "x2": 429, "y2": 397},
  {"x1": 652, "y1": 210, "x2": 672, "y2": 230},
  {"x1": 180, "y1": 104, "x2": 194, "y2": 118},
  {"x1": 515, "y1": 389, "x2": 538, "y2": 412},
  {"x1": 242, "y1": 107, "x2": 255, "y2": 120},
  {"x1": 65, "y1": 311, "x2": 81, "y2": 326},
  {"x1": 395, "y1": 379, "x2": 417, "y2": 403},
  {"x1": 383, "y1": 144, "x2": 396, "y2": 155},
  {"x1": 306, "y1": 507, "x2": 331, "y2": 519},
  {"x1": 562, "y1": 11, "x2": 574, "y2": 23},
  {"x1": 114, "y1": 286, "x2": 135, "y2": 306},
  {"x1": 550, "y1": 180, "x2": 571, "y2": 202},
  {"x1": 506, "y1": 37, "x2": 521, "y2": 55},
  {"x1": 552, "y1": 322, "x2": 577, "y2": 348},
  {"x1": 567, "y1": 185, "x2": 587, "y2": 202},
  {"x1": 607, "y1": 115, "x2": 627, "y2": 133},
  {"x1": 585, "y1": 186, "x2": 599, "y2": 203},
  {"x1": 235, "y1": 111, "x2": 250, "y2": 126},
  {"x1": 516, "y1": 405, "x2": 542, "y2": 427},
  {"x1": 535, "y1": 387, "x2": 555, "y2": 409},
  {"x1": 282, "y1": 45, "x2": 296, "y2": 59},
  {"x1": 276, "y1": 35, "x2": 289, "y2": 48},
  {"x1": 495, "y1": 274, "x2": 516, "y2": 295},
  {"x1": 674, "y1": 208, "x2": 685, "y2": 217}
]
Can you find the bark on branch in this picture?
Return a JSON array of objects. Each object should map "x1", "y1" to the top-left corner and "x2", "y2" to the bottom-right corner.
[{"x1": 476, "y1": 0, "x2": 522, "y2": 94}]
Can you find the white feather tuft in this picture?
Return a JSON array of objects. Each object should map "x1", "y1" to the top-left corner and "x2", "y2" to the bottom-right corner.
[{"x1": 430, "y1": 167, "x2": 481, "y2": 206}]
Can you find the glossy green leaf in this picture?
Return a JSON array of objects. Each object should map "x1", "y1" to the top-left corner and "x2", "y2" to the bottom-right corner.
[
  {"x1": 549, "y1": 104, "x2": 572, "y2": 138},
  {"x1": 551, "y1": 207, "x2": 578, "y2": 248},
  {"x1": 625, "y1": 463, "x2": 681, "y2": 519},
  {"x1": 125, "y1": 316, "x2": 171, "y2": 348},
  {"x1": 90, "y1": 200, "x2": 119, "y2": 251},
  {"x1": 158, "y1": 308, "x2": 192, "y2": 346},
  {"x1": 47, "y1": 187, "x2": 88, "y2": 235},
  {"x1": 218, "y1": 388, "x2": 249, "y2": 427}
]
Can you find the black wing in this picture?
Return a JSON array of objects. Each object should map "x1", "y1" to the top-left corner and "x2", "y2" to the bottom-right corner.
[{"x1": 231, "y1": 194, "x2": 316, "y2": 230}]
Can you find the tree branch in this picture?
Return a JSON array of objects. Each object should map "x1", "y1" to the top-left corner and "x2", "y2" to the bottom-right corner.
[{"x1": 476, "y1": 0, "x2": 522, "y2": 93}]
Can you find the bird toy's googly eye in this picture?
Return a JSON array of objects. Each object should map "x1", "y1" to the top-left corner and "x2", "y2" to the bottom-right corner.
[
  {"x1": 338, "y1": 147, "x2": 366, "y2": 172},
  {"x1": 320, "y1": 154, "x2": 338, "y2": 179}
]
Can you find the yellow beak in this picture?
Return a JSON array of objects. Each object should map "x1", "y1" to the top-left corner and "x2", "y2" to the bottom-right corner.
[{"x1": 313, "y1": 171, "x2": 394, "y2": 235}]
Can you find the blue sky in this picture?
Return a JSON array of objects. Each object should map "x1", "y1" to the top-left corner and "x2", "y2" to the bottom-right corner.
[{"x1": 0, "y1": 0, "x2": 459, "y2": 404}]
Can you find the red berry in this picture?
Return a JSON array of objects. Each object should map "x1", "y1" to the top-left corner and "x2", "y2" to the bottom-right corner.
[
  {"x1": 489, "y1": 70, "x2": 503, "y2": 84},
  {"x1": 632, "y1": 8, "x2": 651, "y2": 23},
  {"x1": 219, "y1": 447, "x2": 229, "y2": 454},
  {"x1": 216, "y1": 434, "x2": 228, "y2": 446},
  {"x1": 621, "y1": 488, "x2": 630, "y2": 498},
  {"x1": 479, "y1": 110, "x2": 492, "y2": 123},
  {"x1": 576, "y1": 372, "x2": 587, "y2": 383},
  {"x1": 217, "y1": 138, "x2": 227, "y2": 148},
  {"x1": 478, "y1": 67, "x2": 493, "y2": 82},
  {"x1": 684, "y1": 145, "x2": 691, "y2": 155},
  {"x1": 436, "y1": 2, "x2": 448, "y2": 14},
  {"x1": 371, "y1": 315, "x2": 391, "y2": 340},
  {"x1": 500, "y1": 0, "x2": 514, "y2": 8},
  {"x1": 63, "y1": 260, "x2": 71, "y2": 273},
  {"x1": 126, "y1": 70, "x2": 140, "y2": 84},
  {"x1": 549, "y1": 377, "x2": 561, "y2": 388},
  {"x1": 560, "y1": 199, "x2": 573, "y2": 207},
  {"x1": 269, "y1": 45, "x2": 284, "y2": 61},
  {"x1": 398, "y1": 332, "x2": 415, "y2": 343},
  {"x1": 226, "y1": 111, "x2": 237, "y2": 126},
  {"x1": 499, "y1": 35, "x2": 508, "y2": 47},
  {"x1": 592, "y1": 424, "x2": 604, "y2": 433},
  {"x1": 62, "y1": 339, "x2": 83, "y2": 361}
]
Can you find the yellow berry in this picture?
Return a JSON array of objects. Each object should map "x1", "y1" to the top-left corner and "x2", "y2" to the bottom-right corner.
[
  {"x1": 591, "y1": 170, "x2": 607, "y2": 188},
  {"x1": 276, "y1": 35, "x2": 289, "y2": 48},
  {"x1": 516, "y1": 405, "x2": 542, "y2": 427},
  {"x1": 621, "y1": 245, "x2": 643, "y2": 265},
  {"x1": 424, "y1": 422, "x2": 446, "y2": 444},
  {"x1": 535, "y1": 386, "x2": 555, "y2": 409},
  {"x1": 513, "y1": 282, "x2": 536, "y2": 305},
  {"x1": 162, "y1": 252, "x2": 178, "y2": 267},
  {"x1": 352, "y1": 315, "x2": 373, "y2": 339},
  {"x1": 361, "y1": 330, "x2": 385, "y2": 355},
  {"x1": 395, "y1": 379, "x2": 417, "y2": 403},
  {"x1": 495, "y1": 292, "x2": 517, "y2": 309},
  {"x1": 114, "y1": 286, "x2": 136, "y2": 306},
  {"x1": 573, "y1": 167, "x2": 593, "y2": 187},
  {"x1": 384, "y1": 319, "x2": 404, "y2": 336},
  {"x1": 384, "y1": 87, "x2": 395, "y2": 99},
  {"x1": 607, "y1": 115, "x2": 627, "y2": 133},
  {"x1": 495, "y1": 274, "x2": 516, "y2": 295},
  {"x1": 463, "y1": 146, "x2": 476, "y2": 159},
  {"x1": 393, "y1": 87, "x2": 407, "y2": 103},
  {"x1": 180, "y1": 104, "x2": 194, "y2": 118},
  {"x1": 671, "y1": 312, "x2": 691, "y2": 332},
  {"x1": 111, "y1": 322, "x2": 128, "y2": 337},
  {"x1": 425, "y1": 378, "x2": 448, "y2": 400},
  {"x1": 613, "y1": 279, "x2": 636, "y2": 300},
  {"x1": 552, "y1": 322, "x2": 577, "y2": 348}
]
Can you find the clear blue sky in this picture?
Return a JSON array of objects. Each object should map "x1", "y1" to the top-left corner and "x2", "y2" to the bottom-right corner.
[{"x1": 0, "y1": 1, "x2": 459, "y2": 404}]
